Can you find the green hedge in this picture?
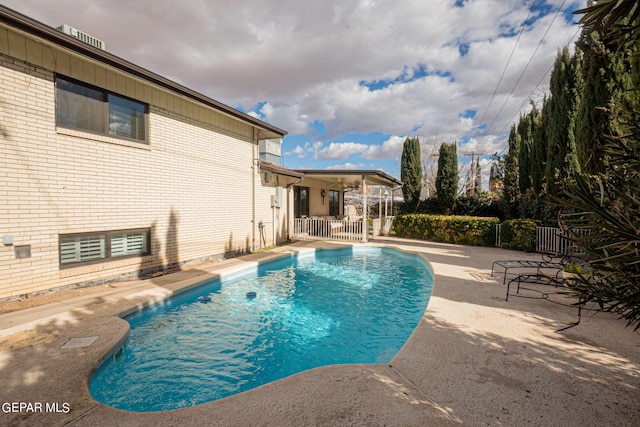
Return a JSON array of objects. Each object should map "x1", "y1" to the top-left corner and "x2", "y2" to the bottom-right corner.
[
  {"x1": 500, "y1": 218, "x2": 539, "y2": 252},
  {"x1": 392, "y1": 214, "x2": 500, "y2": 246}
]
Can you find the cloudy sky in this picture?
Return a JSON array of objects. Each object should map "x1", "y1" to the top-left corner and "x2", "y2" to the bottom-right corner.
[{"x1": 4, "y1": 0, "x2": 584, "y2": 185}]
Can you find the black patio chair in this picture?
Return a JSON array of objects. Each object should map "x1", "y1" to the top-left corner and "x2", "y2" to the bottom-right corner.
[{"x1": 492, "y1": 253, "x2": 585, "y2": 285}]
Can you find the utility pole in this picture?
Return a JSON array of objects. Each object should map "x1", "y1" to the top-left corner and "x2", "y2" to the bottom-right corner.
[{"x1": 463, "y1": 152, "x2": 484, "y2": 195}]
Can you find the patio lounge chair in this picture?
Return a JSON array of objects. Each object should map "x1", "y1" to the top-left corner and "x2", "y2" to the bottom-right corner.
[
  {"x1": 505, "y1": 272, "x2": 567, "y2": 301},
  {"x1": 491, "y1": 253, "x2": 583, "y2": 285}
]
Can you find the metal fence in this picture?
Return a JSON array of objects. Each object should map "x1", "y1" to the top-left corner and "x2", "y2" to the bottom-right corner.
[
  {"x1": 494, "y1": 225, "x2": 586, "y2": 255},
  {"x1": 536, "y1": 226, "x2": 569, "y2": 254}
]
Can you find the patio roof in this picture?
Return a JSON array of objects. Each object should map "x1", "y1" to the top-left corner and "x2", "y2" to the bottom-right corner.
[
  {"x1": 259, "y1": 161, "x2": 305, "y2": 187},
  {"x1": 258, "y1": 163, "x2": 402, "y2": 190},
  {"x1": 294, "y1": 169, "x2": 402, "y2": 189}
]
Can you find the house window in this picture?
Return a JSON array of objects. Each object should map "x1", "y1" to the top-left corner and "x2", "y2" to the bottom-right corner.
[
  {"x1": 108, "y1": 94, "x2": 146, "y2": 140},
  {"x1": 60, "y1": 229, "x2": 149, "y2": 266},
  {"x1": 56, "y1": 76, "x2": 147, "y2": 142},
  {"x1": 59, "y1": 233, "x2": 107, "y2": 265},
  {"x1": 294, "y1": 186, "x2": 309, "y2": 218},
  {"x1": 329, "y1": 190, "x2": 340, "y2": 216}
]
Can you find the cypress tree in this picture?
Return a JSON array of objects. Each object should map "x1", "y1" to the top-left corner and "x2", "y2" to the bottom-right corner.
[
  {"x1": 435, "y1": 142, "x2": 458, "y2": 214},
  {"x1": 531, "y1": 97, "x2": 548, "y2": 194},
  {"x1": 545, "y1": 47, "x2": 581, "y2": 194},
  {"x1": 574, "y1": 0, "x2": 637, "y2": 176},
  {"x1": 575, "y1": 30, "x2": 609, "y2": 174},
  {"x1": 400, "y1": 137, "x2": 422, "y2": 212},
  {"x1": 502, "y1": 125, "x2": 521, "y2": 219},
  {"x1": 516, "y1": 108, "x2": 537, "y2": 194}
]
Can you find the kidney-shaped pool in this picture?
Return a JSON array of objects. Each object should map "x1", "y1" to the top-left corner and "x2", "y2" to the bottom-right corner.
[{"x1": 89, "y1": 246, "x2": 433, "y2": 412}]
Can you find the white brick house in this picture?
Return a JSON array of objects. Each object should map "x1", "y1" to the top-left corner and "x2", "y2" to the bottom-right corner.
[{"x1": 0, "y1": 6, "x2": 290, "y2": 299}]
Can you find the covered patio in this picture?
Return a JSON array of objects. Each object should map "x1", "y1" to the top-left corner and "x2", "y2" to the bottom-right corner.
[{"x1": 286, "y1": 168, "x2": 402, "y2": 242}]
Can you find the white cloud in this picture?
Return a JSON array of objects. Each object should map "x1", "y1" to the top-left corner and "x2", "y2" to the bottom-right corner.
[
  {"x1": 246, "y1": 110, "x2": 261, "y2": 120},
  {"x1": 361, "y1": 135, "x2": 405, "y2": 160},
  {"x1": 5, "y1": 0, "x2": 582, "y2": 163},
  {"x1": 325, "y1": 162, "x2": 366, "y2": 170},
  {"x1": 460, "y1": 134, "x2": 506, "y2": 157},
  {"x1": 285, "y1": 145, "x2": 307, "y2": 158},
  {"x1": 315, "y1": 142, "x2": 368, "y2": 161}
]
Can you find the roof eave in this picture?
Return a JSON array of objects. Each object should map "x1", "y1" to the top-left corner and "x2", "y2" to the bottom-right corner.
[{"x1": 0, "y1": 5, "x2": 287, "y2": 139}]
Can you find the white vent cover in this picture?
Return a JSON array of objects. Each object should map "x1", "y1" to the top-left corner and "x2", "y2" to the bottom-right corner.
[{"x1": 56, "y1": 24, "x2": 106, "y2": 50}]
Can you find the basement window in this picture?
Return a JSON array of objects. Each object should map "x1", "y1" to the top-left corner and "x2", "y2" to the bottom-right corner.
[{"x1": 59, "y1": 229, "x2": 149, "y2": 267}]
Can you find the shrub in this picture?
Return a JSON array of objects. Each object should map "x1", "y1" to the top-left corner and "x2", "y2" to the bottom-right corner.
[
  {"x1": 415, "y1": 195, "x2": 505, "y2": 219},
  {"x1": 392, "y1": 214, "x2": 500, "y2": 246},
  {"x1": 453, "y1": 194, "x2": 505, "y2": 219},
  {"x1": 500, "y1": 218, "x2": 539, "y2": 252}
]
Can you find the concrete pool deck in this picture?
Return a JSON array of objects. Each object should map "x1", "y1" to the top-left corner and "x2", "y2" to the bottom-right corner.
[{"x1": 1, "y1": 236, "x2": 639, "y2": 426}]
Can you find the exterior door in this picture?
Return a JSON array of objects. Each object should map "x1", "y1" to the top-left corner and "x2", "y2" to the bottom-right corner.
[{"x1": 294, "y1": 186, "x2": 309, "y2": 218}]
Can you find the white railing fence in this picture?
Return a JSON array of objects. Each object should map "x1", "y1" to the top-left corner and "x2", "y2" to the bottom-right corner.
[
  {"x1": 536, "y1": 226, "x2": 589, "y2": 255},
  {"x1": 294, "y1": 218, "x2": 364, "y2": 241},
  {"x1": 494, "y1": 225, "x2": 587, "y2": 255},
  {"x1": 294, "y1": 219, "x2": 583, "y2": 252},
  {"x1": 536, "y1": 226, "x2": 568, "y2": 254}
]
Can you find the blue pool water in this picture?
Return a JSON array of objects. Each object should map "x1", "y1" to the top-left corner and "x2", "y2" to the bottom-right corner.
[{"x1": 89, "y1": 247, "x2": 433, "y2": 412}]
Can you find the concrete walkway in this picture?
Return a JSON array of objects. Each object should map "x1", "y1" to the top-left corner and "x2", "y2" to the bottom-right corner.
[{"x1": 1, "y1": 237, "x2": 639, "y2": 426}]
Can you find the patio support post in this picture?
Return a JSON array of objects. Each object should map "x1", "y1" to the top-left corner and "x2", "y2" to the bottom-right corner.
[
  {"x1": 362, "y1": 176, "x2": 368, "y2": 243},
  {"x1": 286, "y1": 185, "x2": 291, "y2": 240}
]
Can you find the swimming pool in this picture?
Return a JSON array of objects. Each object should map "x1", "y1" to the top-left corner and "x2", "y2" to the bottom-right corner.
[{"x1": 89, "y1": 246, "x2": 433, "y2": 412}]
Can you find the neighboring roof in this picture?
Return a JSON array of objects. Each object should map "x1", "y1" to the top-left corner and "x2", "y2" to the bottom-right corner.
[
  {"x1": 0, "y1": 5, "x2": 287, "y2": 140},
  {"x1": 294, "y1": 169, "x2": 403, "y2": 188}
]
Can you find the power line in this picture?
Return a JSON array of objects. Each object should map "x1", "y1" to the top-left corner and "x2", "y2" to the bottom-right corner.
[
  {"x1": 495, "y1": 25, "x2": 582, "y2": 156},
  {"x1": 484, "y1": 0, "x2": 568, "y2": 136},
  {"x1": 477, "y1": 0, "x2": 538, "y2": 127}
]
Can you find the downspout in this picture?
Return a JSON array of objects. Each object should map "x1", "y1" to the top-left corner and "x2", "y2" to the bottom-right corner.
[
  {"x1": 252, "y1": 128, "x2": 258, "y2": 252},
  {"x1": 362, "y1": 176, "x2": 368, "y2": 243}
]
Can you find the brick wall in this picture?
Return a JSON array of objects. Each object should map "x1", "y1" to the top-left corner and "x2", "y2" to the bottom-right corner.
[{"x1": 0, "y1": 24, "x2": 285, "y2": 299}]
